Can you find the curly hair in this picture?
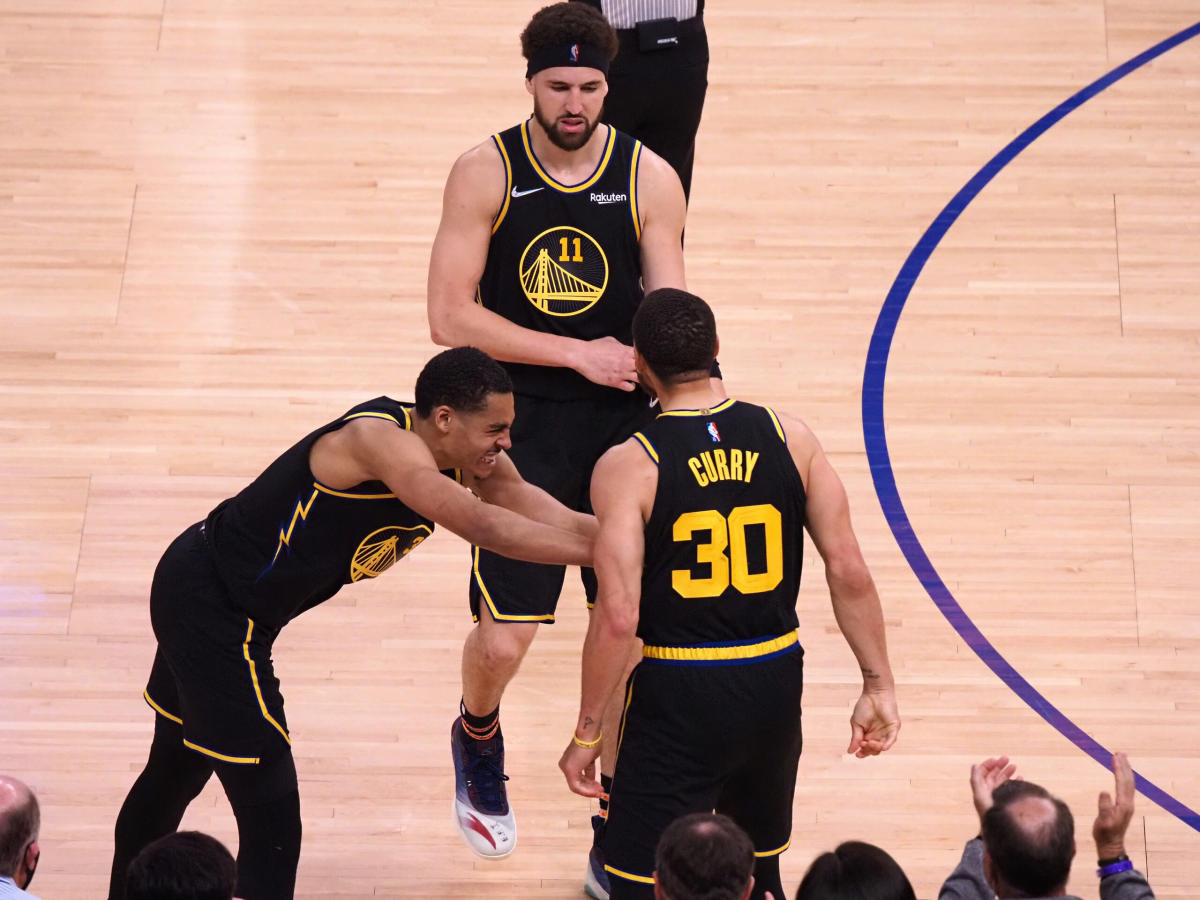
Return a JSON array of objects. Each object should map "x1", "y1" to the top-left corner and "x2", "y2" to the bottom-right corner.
[
  {"x1": 520, "y1": 3, "x2": 618, "y2": 62},
  {"x1": 414, "y1": 347, "x2": 512, "y2": 418},
  {"x1": 632, "y1": 288, "x2": 717, "y2": 382}
]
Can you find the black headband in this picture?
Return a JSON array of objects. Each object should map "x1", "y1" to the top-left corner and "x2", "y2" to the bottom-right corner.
[{"x1": 525, "y1": 42, "x2": 610, "y2": 78}]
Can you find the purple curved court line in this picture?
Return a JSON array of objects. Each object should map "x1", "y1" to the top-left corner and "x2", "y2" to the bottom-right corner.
[{"x1": 861, "y1": 20, "x2": 1200, "y2": 832}]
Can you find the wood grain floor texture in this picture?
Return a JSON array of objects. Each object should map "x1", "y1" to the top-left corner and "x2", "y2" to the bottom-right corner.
[{"x1": 1, "y1": 1, "x2": 1197, "y2": 897}]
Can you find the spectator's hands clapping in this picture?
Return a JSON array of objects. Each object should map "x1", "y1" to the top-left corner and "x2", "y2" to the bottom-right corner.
[
  {"x1": 970, "y1": 756, "x2": 1017, "y2": 825},
  {"x1": 1094, "y1": 752, "x2": 1136, "y2": 860}
]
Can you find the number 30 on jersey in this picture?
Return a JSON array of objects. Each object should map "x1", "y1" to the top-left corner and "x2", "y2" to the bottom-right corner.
[{"x1": 672, "y1": 504, "x2": 784, "y2": 598}]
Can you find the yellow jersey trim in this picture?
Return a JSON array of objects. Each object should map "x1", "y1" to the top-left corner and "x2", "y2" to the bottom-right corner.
[
  {"x1": 182, "y1": 739, "x2": 260, "y2": 765},
  {"x1": 643, "y1": 630, "x2": 799, "y2": 662},
  {"x1": 341, "y1": 408, "x2": 412, "y2": 430},
  {"x1": 604, "y1": 864, "x2": 655, "y2": 885},
  {"x1": 755, "y1": 839, "x2": 791, "y2": 858},
  {"x1": 631, "y1": 432, "x2": 659, "y2": 465},
  {"x1": 521, "y1": 120, "x2": 616, "y2": 193},
  {"x1": 472, "y1": 546, "x2": 557, "y2": 622},
  {"x1": 144, "y1": 690, "x2": 183, "y2": 725},
  {"x1": 764, "y1": 406, "x2": 787, "y2": 443},
  {"x1": 492, "y1": 133, "x2": 513, "y2": 233},
  {"x1": 342, "y1": 410, "x2": 400, "y2": 425},
  {"x1": 243, "y1": 619, "x2": 292, "y2": 745},
  {"x1": 629, "y1": 141, "x2": 643, "y2": 241},
  {"x1": 313, "y1": 482, "x2": 395, "y2": 500},
  {"x1": 657, "y1": 398, "x2": 737, "y2": 418}
]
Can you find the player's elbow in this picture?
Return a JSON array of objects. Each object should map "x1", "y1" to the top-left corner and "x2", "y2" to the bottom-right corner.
[
  {"x1": 428, "y1": 307, "x2": 458, "y2": 348},
  {"x1": 595, "y1": 595, "x2": 639, "y2": 639},
  {"x1": 824, "y1": 550, "x2": 874, "y2": 598}
]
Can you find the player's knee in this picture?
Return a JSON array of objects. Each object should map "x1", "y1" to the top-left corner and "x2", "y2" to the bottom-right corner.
[{"x1": 478, "y1": 622, "x2": 538, "y2": 670}]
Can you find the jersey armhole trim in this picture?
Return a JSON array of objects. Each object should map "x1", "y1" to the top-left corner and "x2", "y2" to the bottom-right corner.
[
  {"x1": 629, "y1": 140, "x2": 643, "y2": 241},
  {"x1": 631, "y1": 432, "x2": 659, "y2": 465},
  {"x1": 764, "y1": 406, "x2": 787, "y2": 444},
  {"x1": 491, "y1": 133, "x2": 513, "y2": 233}
]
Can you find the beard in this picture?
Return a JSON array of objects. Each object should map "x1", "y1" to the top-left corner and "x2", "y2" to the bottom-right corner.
[{"x1": 532, "y1": 97, "x2": 600, "y2": 151}]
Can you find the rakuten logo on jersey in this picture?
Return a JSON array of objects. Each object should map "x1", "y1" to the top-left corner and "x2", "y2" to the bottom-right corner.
[{"x1": 590, "y1": 192, "x2": 627, "y2": 205}]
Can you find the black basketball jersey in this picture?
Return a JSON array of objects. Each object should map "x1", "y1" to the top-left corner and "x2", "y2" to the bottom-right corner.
[
  {"x1": 479, "y1": 120, "x2": 645, "y2": 400},
  {"x1": 204, "y1": 398, "x2": 451, "y2": 631},
  {"x1": 631, "y1": 399, "x2": 806, "y2": 651}
]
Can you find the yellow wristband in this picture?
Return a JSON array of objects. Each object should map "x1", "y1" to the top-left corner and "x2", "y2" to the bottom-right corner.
[{"x1": 572, "y1": 731, "x2": 602, "y2": 749}]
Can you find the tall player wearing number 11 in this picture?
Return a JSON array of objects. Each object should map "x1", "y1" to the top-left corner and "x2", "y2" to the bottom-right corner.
[
  {"x1": 427, "y1": 2, "x2": 691, "y2": 869},
  {"x1": 559, "y1": 289, "x2": 901, "y2": 900}
]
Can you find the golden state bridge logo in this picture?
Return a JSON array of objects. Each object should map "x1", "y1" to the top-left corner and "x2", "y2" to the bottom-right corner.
[
  {"x1": 519, "y1": 226, "x2": 608, "y2": 317},
  {"x1": 350, "y1": 524, "x2": 430, "y2": 582}
]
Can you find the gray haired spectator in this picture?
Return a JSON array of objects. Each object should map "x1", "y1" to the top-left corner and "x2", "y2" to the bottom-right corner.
[{"x1": 0, "y1": 775, "x2": 41, "y2": 900}]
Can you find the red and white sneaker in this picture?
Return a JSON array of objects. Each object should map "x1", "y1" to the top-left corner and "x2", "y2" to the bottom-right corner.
[{"x1": 451, "y1": 716, "x2": 516, "y2": 858}]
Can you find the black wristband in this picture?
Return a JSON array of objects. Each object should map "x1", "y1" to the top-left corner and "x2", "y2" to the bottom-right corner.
[{"x1": 1097, "y1": 854, "x2": 1129, "y2": 866}]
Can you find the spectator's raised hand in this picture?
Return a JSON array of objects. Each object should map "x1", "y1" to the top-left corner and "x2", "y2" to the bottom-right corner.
[
  {"x1": 1094, "y1": 752, "x2": 1136, "y2": 860},
  {"x1": 970, "y1": 756, "x2": 1017, "y2": 823}
]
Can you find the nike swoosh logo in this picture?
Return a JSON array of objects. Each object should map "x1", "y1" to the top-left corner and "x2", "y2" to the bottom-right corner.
[{"x1": 511, "y1": 186, "x2": 544, "y2": 198}]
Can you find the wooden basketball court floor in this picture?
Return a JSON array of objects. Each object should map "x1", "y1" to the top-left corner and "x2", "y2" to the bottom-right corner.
[{"x1": 2, "y1": 2, "x2": 1198, "y2": 897}]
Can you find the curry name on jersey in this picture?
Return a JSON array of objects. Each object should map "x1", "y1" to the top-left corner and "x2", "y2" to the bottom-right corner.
[{"x1": 632, "y1": 399, "x2": 807, "y2": 650}]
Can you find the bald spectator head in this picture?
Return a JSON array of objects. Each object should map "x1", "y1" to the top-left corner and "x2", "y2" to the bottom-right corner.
[
  {"x1": 654, "y1": 813, "x2": 755, "y2": 900},
  {"x1": 982, "y1": 780, "x2": 1075, "y2": 897},
  {"x1": 0, "y1": 775, "x2": 41, "y2": 891}
]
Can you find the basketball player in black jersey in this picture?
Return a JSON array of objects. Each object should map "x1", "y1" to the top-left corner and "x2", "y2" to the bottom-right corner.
[
  {"x1": 426, "y1": 2, "x2": 694, "y2": 873},
  {"x1": 559, "y1": 291, "x2": 901, "y2": 900},
  {"x1": 107, "y1": 348, "x2": 596, "y2": 900}
]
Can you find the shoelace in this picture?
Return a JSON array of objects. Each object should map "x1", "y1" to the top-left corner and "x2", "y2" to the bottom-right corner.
[{"x1": 465, "y1": 750, "x2": 510, "y2": 812}]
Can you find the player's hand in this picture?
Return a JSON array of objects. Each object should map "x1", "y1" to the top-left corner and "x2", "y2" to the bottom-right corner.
[
  {"x1": 970, "y1": 757, "x2": 1018, "y2": 822},
  {"x1": 573, "y1": 336, "x2": 637, "y2": 391},
  {"x1": 1094, "y1": 752, "x2": 1136, "y2": 860},
  {"x1": 847, "y1": 688, "x2": 899, "y2": 758},
  {"x1": 559, "y1": 739, "x2": 604, "y2": 798}
]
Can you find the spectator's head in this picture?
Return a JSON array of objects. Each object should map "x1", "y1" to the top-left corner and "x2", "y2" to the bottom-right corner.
[
  {"x1": 126, "y1": 831, "x2": 237, "y2": 900},
  {"x1": 793, "y1": 841, "x2": 915, "y2": 900},
  {"x1": 632, "y1": 289, "x2": 718, "y2": 392},
  {"x1": 0, "y1": 775, "x2": 40, "y2": 891},
  {"x1": 982, "y1": 780, "x2": 1075, "y2": 897},
  {"x1": 654, "y1": 813, "x2": 755, "y2": 900}
]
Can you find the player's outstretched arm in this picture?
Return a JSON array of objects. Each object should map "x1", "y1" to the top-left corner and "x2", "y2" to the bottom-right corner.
[
  {"x1": 780, "y1": 412, "x2": 899, "y2": 757},
  {"x1": 559, "y1": 441, "x2": 652, "y2": 797},
  {"x1": 316, "y1": 417, "x2": 592, "y2": 567},
  {"x1": 467, "y1": 452, "x2": 597, "y2": 539}
]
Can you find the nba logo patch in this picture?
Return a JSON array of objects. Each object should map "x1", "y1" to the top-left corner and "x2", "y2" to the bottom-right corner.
[
  {"x1": 569, "y1": 43, "x2": 579, "y2": 62},
  {"x1": 707, "y1": 422, "x2": 721, "y2": 442}
]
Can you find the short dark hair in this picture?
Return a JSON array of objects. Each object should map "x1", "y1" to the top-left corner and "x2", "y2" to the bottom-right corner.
[
  {"x1": 0, "y1": 783, "x2": 38, "y2": 877},
  {"x1": 632, "y1": 289, "x2": 717, "y2": 382},
  {"x1": 520, "y1": 2, "x2": 618, "y2": 62},
  {"x1": 794, "y1": 841, "x2": 916, "y2": 900},
  {"x1": 982, "y1": 781, "x2": 1075, "y2": 897},
  {"x1": 413, "y1": 347, "x2": 512, "y2": 418},
  {"x1": 655, "y1": 813, "x2": 754, "y2": 900},
  {"x1": 126, "y1": 831, "x2": 237, "y2": 900}
]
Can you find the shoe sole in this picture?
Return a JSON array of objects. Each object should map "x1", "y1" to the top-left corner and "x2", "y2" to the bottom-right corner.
[
  {"x1": 584, "y1": 861, "x2": 610, "y2": 900},
  {"x1": 452, "y1": 798, "x2": 518, "y2": 859}
]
